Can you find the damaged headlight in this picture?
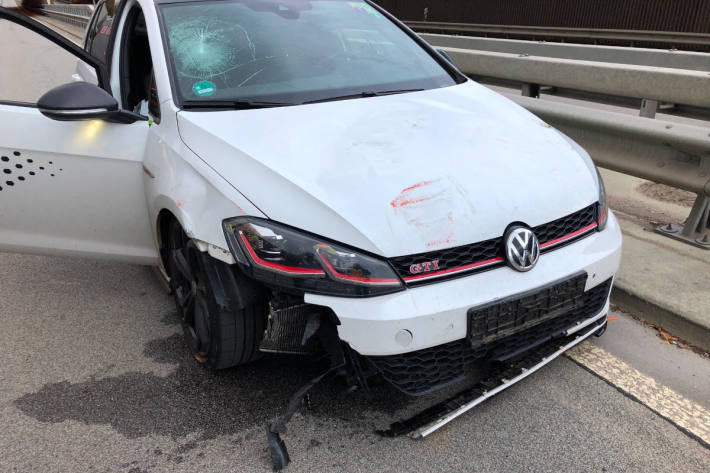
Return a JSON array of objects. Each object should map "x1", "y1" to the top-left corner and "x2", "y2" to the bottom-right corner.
[
  {"x1": 223, "y1": 218, "x2": 404, "y2": 297},
  {"x1": 596, "y1": 167, "x2": 608, "y2": 231}
]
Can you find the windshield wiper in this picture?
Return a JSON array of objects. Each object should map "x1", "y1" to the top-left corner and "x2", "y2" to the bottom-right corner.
[
  {"x1": 303, "y1": 88, "x2": 424, "y2": 104},
  {"x1": 182, "y1": 99, "x2": 295, "y2": 110}
]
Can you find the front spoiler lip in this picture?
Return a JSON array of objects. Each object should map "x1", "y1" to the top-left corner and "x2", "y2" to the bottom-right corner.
[{"x1": 383, "y1": 315, "x2": 606, "y2": 439}]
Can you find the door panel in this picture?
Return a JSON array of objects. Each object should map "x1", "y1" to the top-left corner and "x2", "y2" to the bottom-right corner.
[
  {"x1": 0, "y1": 8, "x2": 157, "y2": 262},
  {"x1": 0, "y1": 105, "x2": 156, "y2": 262}
]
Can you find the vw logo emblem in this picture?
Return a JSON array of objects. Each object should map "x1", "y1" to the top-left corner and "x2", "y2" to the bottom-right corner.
[{"x1": 505, "y1": 226, "x2": 540, "y2": 272}]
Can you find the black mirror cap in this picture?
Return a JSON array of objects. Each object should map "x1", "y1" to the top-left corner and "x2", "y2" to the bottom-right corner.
[
  {"x1": 436, "y1": 49, "x2": 455, "y2": 65},
  {"x1": 37, "y1": 81, "x2": 118, "y2": 121},
  {"x1": 37, "y1": 82, "x2": 147, "y2": 124}
]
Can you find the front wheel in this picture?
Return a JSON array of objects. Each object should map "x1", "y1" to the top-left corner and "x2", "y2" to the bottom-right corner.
[{"x1": 166, "y1": 220, "x2": 266, "y2": 369}]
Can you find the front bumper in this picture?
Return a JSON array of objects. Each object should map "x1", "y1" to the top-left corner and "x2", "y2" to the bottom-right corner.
[{"x1": 305, "y1": 210, "x2": 622, "y2": 357}]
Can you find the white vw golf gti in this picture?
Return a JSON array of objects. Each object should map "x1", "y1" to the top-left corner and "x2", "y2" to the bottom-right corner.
[{"x1": 0, "y1": 0, "x2": 621, "y2": 467}]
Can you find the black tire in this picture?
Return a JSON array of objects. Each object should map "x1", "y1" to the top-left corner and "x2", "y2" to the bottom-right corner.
[{"x1": 166, "y1": 219, "x2": 266, "y2": 369}]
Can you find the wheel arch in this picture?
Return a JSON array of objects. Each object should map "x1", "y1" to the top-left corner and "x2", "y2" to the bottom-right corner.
[
  {"x1": 156, "y1": 205, "x2": 268, "y2": 311},
  {"x1": 156, "y1": 207, "x2": 180, "y2": 271}
]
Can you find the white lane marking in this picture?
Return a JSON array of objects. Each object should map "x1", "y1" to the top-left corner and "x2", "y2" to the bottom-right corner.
[{"x1": 567, "y1": 341, "x2": 710, "y2": 446}]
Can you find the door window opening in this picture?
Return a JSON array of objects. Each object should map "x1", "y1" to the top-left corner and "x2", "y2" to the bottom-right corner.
[{"x1": 120, "y1": 6, "x2": 159, "y2": 122}]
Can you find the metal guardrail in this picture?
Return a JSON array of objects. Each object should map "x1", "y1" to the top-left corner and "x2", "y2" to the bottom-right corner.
[
  {"x1": 506, "y1": 96, "x2": 710, "y2": 197},
  {"x1": 42, "y1": 4, "x2": 92, "y2": 17},
  {"x1": 441, "y1": 47, "x2": 710, "y2": 109},
  {"x1": 424, "y1": 34, "x2": 710, "y2": 247},
  {"x1": 409, "y1": 21, "x2": 710, "y2": 48},
  {"x1": 39, "y1": 4, "x2": 91, "y2": 29},
  {"x1": 421, "y1": 34, "x2": 710, "y2": 72}
]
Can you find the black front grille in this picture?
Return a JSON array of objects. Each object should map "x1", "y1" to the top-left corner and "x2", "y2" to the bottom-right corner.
[
  {"x1": 368, "y1": 339, "x2": 480, "y2": 396},
  {"x1": 367, "y1": 276, "x2": 612, "y2": 396},
  {"x1": 388, "y1": 236, "x2": 503, "y2": 282},
  {"x1": 388, "y1": 203, "x2": 598, "y2": 285},
  {"x1": 535, "y1": 204, "x2": 597, "y2": 249}
]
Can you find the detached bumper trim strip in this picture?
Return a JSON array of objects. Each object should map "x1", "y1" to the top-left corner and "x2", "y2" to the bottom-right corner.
[
  {"x1": 397, "y1": 317, "x2": 605, "y2": 439},
  {"x1": 564, "y1": 308, "x2": 608, "y2": 336}
]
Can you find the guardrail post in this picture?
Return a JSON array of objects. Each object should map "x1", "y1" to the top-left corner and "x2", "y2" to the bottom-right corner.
[
  {"x1": 639, "y1": 99, "x2": 658, "y2": 118},
  {"x1": 522, "y1": 83, "x2": 541, "y2": 98},
  {"x1": 656, "y1": 194, "x2": 710, "y2": 249}
]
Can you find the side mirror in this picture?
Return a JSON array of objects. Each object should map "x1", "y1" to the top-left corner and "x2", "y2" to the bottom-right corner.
[
  {"x1": 37, "y1": 82, "x2": 146, "y2": 124},
  {"x1": 436, "y1": 48, "x2": 456, "y2": 65}
]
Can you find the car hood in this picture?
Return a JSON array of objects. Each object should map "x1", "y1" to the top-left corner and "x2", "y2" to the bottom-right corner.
[{"x1": 177, "y1": 81, "x2": 598, "y2": 257}]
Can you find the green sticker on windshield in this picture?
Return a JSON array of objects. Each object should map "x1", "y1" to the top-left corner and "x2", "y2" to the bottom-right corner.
[{"x1": 192, "y1": 80, "x2": 216, "y2": 97}]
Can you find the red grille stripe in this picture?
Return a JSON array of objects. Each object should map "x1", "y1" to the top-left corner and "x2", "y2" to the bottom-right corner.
[
  {"x1": 403, "y1": 256, "x2": 504, "y2": 282},
  {"x1": 540, "y1": 222, "x2": 598, "y2": 249}
]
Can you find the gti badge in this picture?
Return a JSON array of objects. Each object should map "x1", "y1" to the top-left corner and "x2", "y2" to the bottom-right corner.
[
  {"x1": 505, "y1": 226, "x2": 540, "y2": 272},
  {"x1": 409, "y1": 260, "x2": 440, "y2": 274}
]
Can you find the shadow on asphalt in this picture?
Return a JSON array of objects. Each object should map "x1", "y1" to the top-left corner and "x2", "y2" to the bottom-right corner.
[{"x1": 13, "y1": 317, "x2": 412, "y2": 444}]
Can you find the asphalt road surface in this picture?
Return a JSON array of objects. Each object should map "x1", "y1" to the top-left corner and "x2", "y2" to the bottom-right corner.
[
  {"x1": 1, "y1": 6, "x2": 709, "y2": 473},
  {"x1": 1, "y1": 253, "x2": 709, "y2": 473}
]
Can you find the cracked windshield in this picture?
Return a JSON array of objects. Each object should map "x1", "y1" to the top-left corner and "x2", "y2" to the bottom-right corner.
[{"x1": 160, "y1": 0, "x2": 456, "y2": 104}]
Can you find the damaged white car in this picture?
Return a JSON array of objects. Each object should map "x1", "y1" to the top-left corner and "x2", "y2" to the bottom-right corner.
[{"x1": 0, "y1": 0, "x2": 621, "y2": 468}]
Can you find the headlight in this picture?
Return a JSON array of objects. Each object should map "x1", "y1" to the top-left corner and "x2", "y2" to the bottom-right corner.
[
  {"x1": 596, "y1": 167, "x2": 608, "y2": 230},
  {"x1": 222, "y1": 218, "x2": 404, "y2": 297}
]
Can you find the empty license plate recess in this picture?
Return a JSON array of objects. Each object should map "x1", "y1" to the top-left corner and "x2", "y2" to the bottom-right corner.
[{"x1": 467, "y1": 272, "x2": 587, "y2": 347}]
